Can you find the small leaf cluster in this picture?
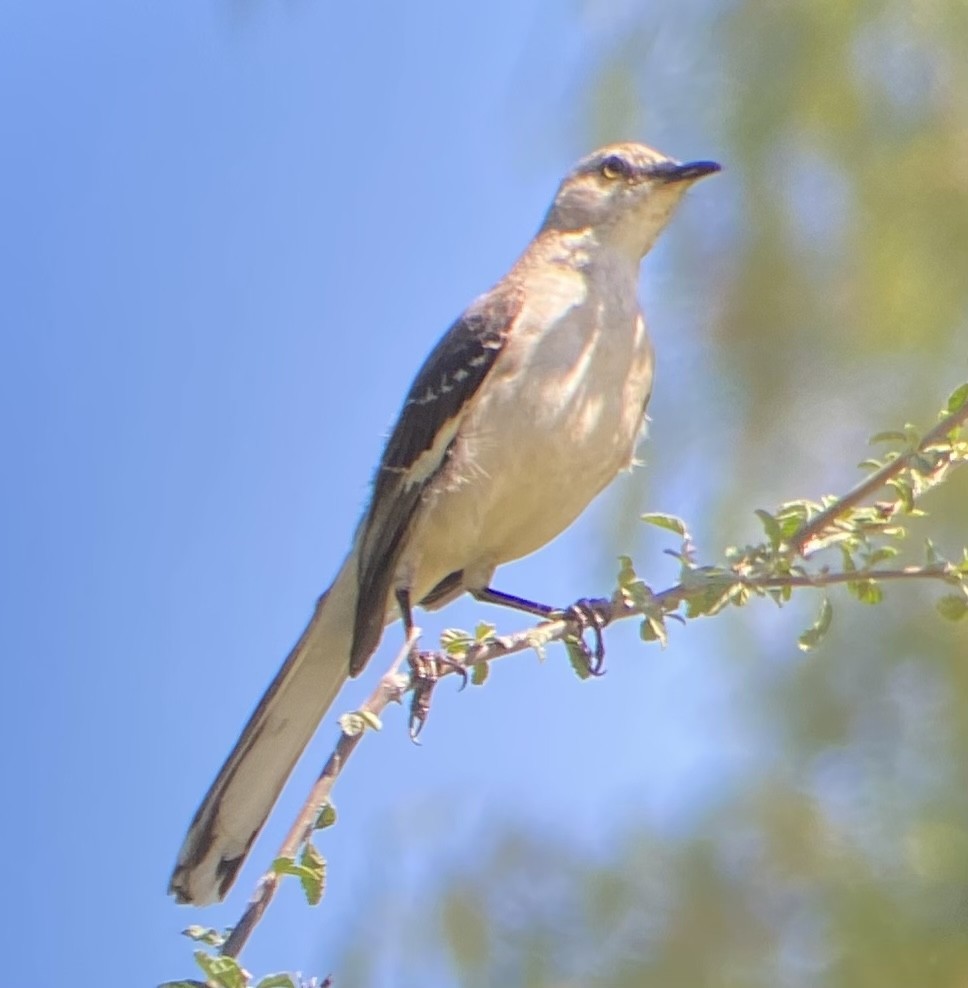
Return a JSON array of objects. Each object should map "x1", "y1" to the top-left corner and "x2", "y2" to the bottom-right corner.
[
  {"x1": 265, "y1": 800, "x2": 338, "y2": 909},
  {"x1": 440, "y1": 621, "x2": 498, "y2": 685},
  {"x1": 617, "y1": 550, "x2": 673, "y2": 646},
  {"x1": 273, "y1": 842, "x2": 327, "y2": 907},
  {"x1": 338, "y1": 708, "x2": 383, "y2": 736},
  {"x1": 161, "y1": 949, "x2": 312, "y2": 988}
]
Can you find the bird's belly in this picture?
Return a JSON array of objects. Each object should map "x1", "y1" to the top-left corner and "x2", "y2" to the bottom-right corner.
[
  {"x1": 405, "y1": 313, "x2": 654, "y2": 595},
  {"x1": 459, "y1": 379, "x2": 634, "y2": 558}
]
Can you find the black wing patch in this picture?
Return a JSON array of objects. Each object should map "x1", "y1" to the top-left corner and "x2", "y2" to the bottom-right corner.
[{"x1": 349, "y1": 288, "x2": 521, "y2": 675}]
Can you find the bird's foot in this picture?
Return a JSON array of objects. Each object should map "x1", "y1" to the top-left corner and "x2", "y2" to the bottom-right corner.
[
  {"x1": 469, "y1": 584, "x2": 613, "y2": 677},
  {"x1": 555, "y1": 597, "x2": 612, "y2": 677},
  {"x1": 407, "y1": 649, "x2": 468, "y2": 741}
]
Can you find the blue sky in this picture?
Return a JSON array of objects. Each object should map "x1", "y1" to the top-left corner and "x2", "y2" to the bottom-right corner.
[{"x1": 0, "y1": 2, "x2": 747, "y2": 984}]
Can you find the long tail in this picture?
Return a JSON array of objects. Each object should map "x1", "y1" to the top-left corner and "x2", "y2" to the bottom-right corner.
[{"x1": 169, "y1": 555, "x2": 359, "y2": 905}]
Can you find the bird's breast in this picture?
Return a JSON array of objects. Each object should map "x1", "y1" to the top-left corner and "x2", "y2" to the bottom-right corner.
[{"x1": 407, "y1": 266, "x2": 654, "y2": 590}]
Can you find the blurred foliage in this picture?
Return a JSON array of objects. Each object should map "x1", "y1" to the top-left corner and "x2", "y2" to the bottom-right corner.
[{"x1": 328, "y1": 2, "x2": 968, "y2": 984}]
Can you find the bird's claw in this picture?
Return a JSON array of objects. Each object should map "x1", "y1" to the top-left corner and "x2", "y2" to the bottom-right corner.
[
  {"x1": 407, "y1": 649, "x2": 468, "y2": 741},
  {"x1": 558, "y1": 597, "x2": 611, "y2": 676}
]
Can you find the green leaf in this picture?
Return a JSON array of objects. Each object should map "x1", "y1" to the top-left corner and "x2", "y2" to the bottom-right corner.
[
  {"x1": 298, "y1": 842, "x2": 326, "y2": 905},
  {"x1": 910, "y1": 451, "x2": 939, "y2": 476},
  {"x1": 617, "y1": 554, "x2": 638, "y2": 588},
  {"x1": 946, "y1": 382, "x2": 968, "y2": 414},
  {"x1": 616, "y1": 555, "x2": 656, "y2": 614},
  {"x1": 471, "y1": 661, "x2": 489, "y2": 686},
  {"x1": 937, "y1": 594, "x2": 968, "y2": 621},
  {"x1": 255, "y1": 976, "x2": 298, "y2": 988},
  {"x1": 272, "y1": 846, "x2": 327, "y2": 906},
  {"x1": 339, "y1": 709, "x2": 382, "y2": 735},
  {"x1": 272, "y1": 855, "x2": 296, "y2": 875},
  {"x1": 524, "y1": 626, "x2": 552, "y2": 661},
  {"x1": 864, "y1": 545, "x2": 899, "y2": 566},
  {"x1": 640, "y1": 615, "x2": 668, "y2": 647},
  {"x1": 181, "y1": 925, "x2": 227, "y2": 947},
  {"x1": 767, "y1": 584, "x2": 792, "y2": 604},
  {"x1": 887, "y1": 478, "x2": 915, "y2": 512},
  {"x1": 680, "y1": 569, "x2": 743, "y2": 618},
  {"x1": 339, "y1": 712, "x2": 365, "y2": 736},
  {"x1": 775, "y1": 501, "x2": 813, "y2": 536},
  {"x1": 159, "y1": 981, "x2": 207, "y2": 988},
  {"x1": 474, "y1": 621, "x2": 497, "y2": 642},
  {"x1": 641, "y1": 512, "x2": 688, "y2": 538},
  {"x1": 314, "y1": 802, "x2": 337, "y2": 830},
  {"x1": 754, "y1": 509, "x2": 783, "y2": 550},
  {"x1": 564, "y1": 638, "x2": 593, "y2": 679},
  {"x1": 798, "y1": 597, "x2": 833, "y2": 652},
  {"x1": 838, "y1": 543, "x2": 857, "y2": 573},
  {"x1": 850, "y1": 580, "x2": 883, "y2": 605},
  {"x1": 924, "y1": 539, "x2": 943, "y2": 566},
  {"x1": 194, "y1": 951, "x2": 247, "y2": 988},
  {"x1": 869, "y1": 430, "x2": 908, "y2": 445},
  {"x1": 440, "y1": 628, "x2": 473, "y2": 656}
]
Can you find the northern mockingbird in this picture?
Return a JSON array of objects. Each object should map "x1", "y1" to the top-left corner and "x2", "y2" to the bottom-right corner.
[{"x1": 170, "y1": 142, "x2": 720, "y2": 905}]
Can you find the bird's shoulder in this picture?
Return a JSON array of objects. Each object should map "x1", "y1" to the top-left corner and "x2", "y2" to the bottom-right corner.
[{"x1": 379, "y1": 283, "x2": 524, "y2": 473}]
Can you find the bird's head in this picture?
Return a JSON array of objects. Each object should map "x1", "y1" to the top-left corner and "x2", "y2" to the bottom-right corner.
[{"x1": 540, "y1": 142, "x2": 720, "y2": 259}]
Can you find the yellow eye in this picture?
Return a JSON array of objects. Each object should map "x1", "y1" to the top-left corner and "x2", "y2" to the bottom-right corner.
[{"x1": 601, "y1": 156, "x2": 629, "y2": 180}]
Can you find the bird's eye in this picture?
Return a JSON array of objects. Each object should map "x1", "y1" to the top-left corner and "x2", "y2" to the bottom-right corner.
[{"x1": 601, "y1": 155, "x2": 630, "y2": 180}]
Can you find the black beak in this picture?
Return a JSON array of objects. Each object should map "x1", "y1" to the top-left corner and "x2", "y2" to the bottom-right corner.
[{"x1": 648, "y1": 160, "x2": 721, "y2": 183}]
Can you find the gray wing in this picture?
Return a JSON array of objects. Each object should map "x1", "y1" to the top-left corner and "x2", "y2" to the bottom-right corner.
[{"x1": 349, "y1": 286, "x2": 522, "y2": 674}]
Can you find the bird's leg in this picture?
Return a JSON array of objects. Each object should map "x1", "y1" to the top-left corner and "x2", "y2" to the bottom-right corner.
[
  {"x1": 470, "y1": 586, "x2": 556, "y2": 619},
  {"x1": 396, "y1": 588, "x2": 467, "y2": 740},
  {"x1": 397, "y1": 587, "x2": 435, "y2": 739},
  {"x1": 396, "y1": 587, "x2": 418, "y2": 642},
  {"x1": 471, "y1": 587, "x2": 612, "y2": 676}
]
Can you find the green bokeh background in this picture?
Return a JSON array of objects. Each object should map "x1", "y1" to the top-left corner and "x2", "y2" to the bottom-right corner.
[{"x1": 337, "y1": 2, "x2": 968, "y2": 984}]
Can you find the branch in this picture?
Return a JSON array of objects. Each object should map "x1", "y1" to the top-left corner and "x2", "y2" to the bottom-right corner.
[
  {"x1": 187, "y1": 384, "x2": 967, "y2": 985},
  {"x1": 219, "y1": 561, "x2": 964, "y2": 960},
  {"x1": 220, "y1": 633, "x2": 417, "y2": 960},
  {"x1": 789, "y1": 392, "x2": 968, "y2": 555}
]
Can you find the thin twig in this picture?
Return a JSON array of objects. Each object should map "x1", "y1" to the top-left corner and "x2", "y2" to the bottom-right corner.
[
  {"x1": 789, "y1": 398, "x2": 968, "y2": 556},
  {"x1": 396, "y1": 565, "x2": 957, "y2": 682},
  {"x1": 752, "y1": 567, "x2": 956, "y2": 589},
  {"x1": 221, "y1": 631, "x2": 417, "y2": 959}
]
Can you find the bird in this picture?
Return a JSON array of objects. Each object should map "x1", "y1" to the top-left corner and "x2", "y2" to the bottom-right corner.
[{"x1": 169, "y1": 141, "x2": 720, "y2": 905}]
